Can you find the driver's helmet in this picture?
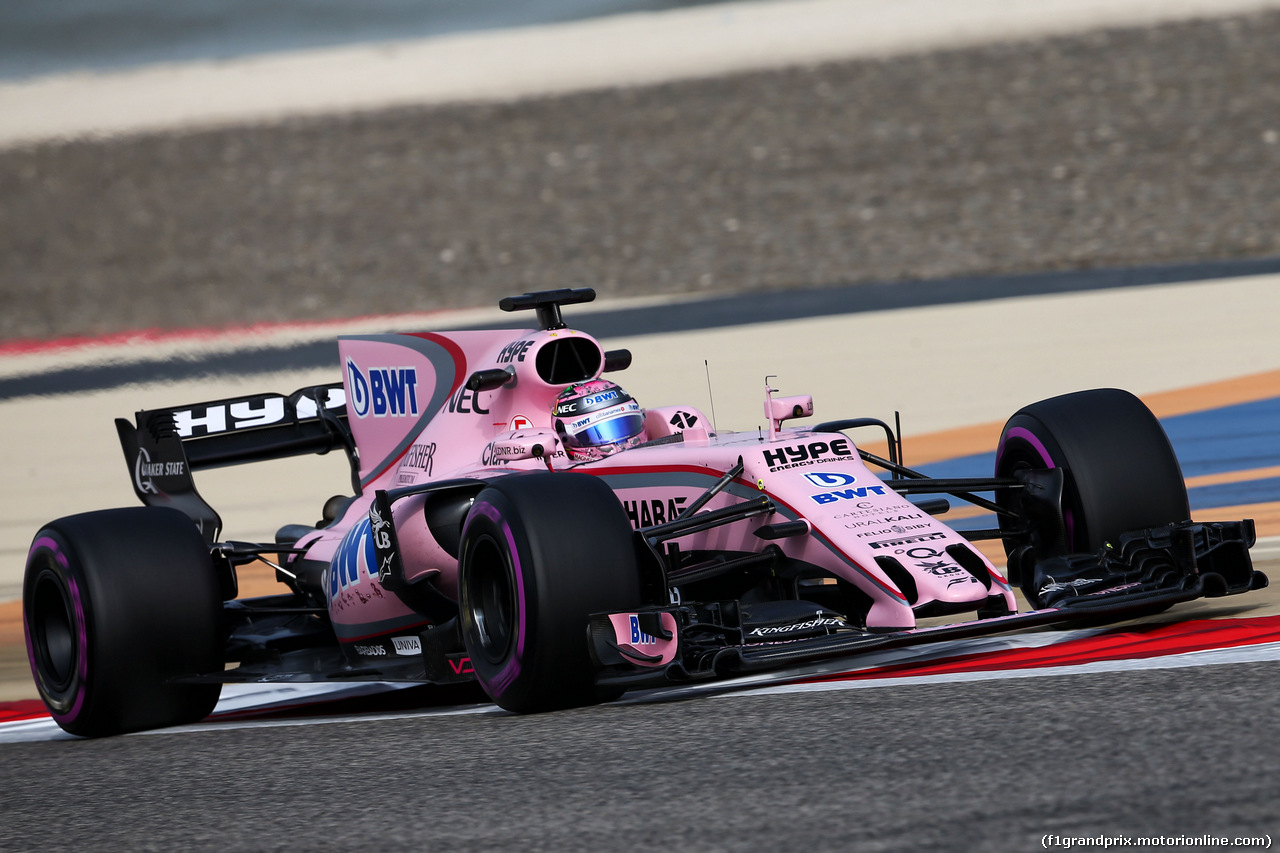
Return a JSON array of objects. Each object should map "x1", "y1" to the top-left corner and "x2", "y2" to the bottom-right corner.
[{"x1": 552, "y1": 379, "x2": 647, "y2": 462}]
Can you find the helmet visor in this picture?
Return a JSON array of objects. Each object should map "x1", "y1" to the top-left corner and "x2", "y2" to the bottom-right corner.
[{"x1": 563, "y1": 412, "x2": 646, "y2": 449}]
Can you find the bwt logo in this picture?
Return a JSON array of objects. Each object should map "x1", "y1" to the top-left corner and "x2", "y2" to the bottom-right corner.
[
  {"x1": 347, "y1": 359, "x2": 419, "y2": 419},
  {"x1": 328, "y1": 518, "x2": 373, "y2": 598},
  {"x1": 804, "y1": 471, "x2": 857, "y2": 488},
  {"x1": 629, "y1": 616, "x2": 656, "y2": 646},
  {"x1": 811, "y1": 484, "x2": 888, "y2": 504}
]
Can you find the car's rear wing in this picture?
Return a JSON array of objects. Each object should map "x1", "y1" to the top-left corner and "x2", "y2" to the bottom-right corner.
[{"x1": 115, "y1": 383, "x2": 356, "y2": 541}]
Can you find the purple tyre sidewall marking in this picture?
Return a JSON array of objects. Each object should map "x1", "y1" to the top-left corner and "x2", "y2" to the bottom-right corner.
[
  {"x1": 467, "y1": 500, "x2": 526, "y2": 697},
  {"x1": 1001, "y1": 427, "x2": 1054, "y2": 469},
  {"x1": 1000, "y1": 426, "x2": 1076, "y2": 547},
  {"x1": 25, "y1": 536, "x2": 89, "y2": 723}
]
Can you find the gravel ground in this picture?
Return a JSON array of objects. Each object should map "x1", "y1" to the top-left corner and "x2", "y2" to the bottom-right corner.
[{"x1": 3, "y1": 11, "x2": 1280, "y2": 342}]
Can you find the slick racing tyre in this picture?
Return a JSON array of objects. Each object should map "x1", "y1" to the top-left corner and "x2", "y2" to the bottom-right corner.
[
  {"x1": 23, "y1": 507, "x2": 224, "y2": 737},
  {"x1": 458, "y1": 472, "x2": 642, "y2": 713},
  {"x1": 995, "y1": 388, "x2": 1189, "y2": 600}
]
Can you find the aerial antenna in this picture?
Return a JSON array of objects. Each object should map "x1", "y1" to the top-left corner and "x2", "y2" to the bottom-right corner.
[
  {"x1": 764, "y1": 375, "x2": 778, "y2": 442},
  {"x1": 704, "y1": 360, "x2": 719, "y2": 435}
]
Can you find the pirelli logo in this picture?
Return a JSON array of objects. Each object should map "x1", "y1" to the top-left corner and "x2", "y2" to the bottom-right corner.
[{"x1": 868, "y1": 531, "x2": 947, "y2": 550}]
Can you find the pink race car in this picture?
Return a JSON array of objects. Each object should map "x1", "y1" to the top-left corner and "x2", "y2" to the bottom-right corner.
[{"x1": 23, "y1": 289, "x2": 1266, "y2": 736}]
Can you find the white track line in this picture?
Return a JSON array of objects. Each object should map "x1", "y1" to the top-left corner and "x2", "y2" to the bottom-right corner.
[
  {"x1": 729, "y1": 641, "x2": 1280, "y2": 698},
  {"x1": 4, "y1": 0, "x2": 1280, "y2": 147},
  {"x1": 6, "y1": 630, "x2": 1278, "y2": 744}
]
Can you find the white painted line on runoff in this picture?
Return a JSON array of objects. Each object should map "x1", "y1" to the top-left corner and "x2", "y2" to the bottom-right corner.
[
  {"x1": 145, "y1": 700, "x2": 501, "y2": 737},
  {"x1": 610, "y1": 276, "x2": 1280, "y2": 439},
  {"x1": 0, "y1": 699, "x2": 500, "y2": 745},
  {"x1": 1252, "y1": 536, "x2": 1280, "y2": 562},
  {"x1": 725, "y1": 640, "x2": 1280, "y2": 700},
  {"x1": 206, "y1": 680, "x2": 425, "y2": 716},
  {"x1": 621, "y1": 624, "x2": 1122, "y2": 703},
  {"x1": 0, "y1": 291, "x2": 695, "y2": 379},
  {"x1": 0, "y1": 629, "x2": 1112, "y2": 744},
  {"x1": 3, "y1": 0, "x2": 1280, "y2": 147},
  {"x1": 5, "y1": 638, "x2": 1276, "y2": 744}
]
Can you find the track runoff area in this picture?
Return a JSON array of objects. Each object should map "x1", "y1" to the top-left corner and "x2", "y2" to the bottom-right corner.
[{"x1": 2, "y1": 270, "x2": 1279, "y2": 741}]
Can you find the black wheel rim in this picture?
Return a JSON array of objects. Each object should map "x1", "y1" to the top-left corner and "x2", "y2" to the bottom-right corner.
[
  {"x1": 997, "y1": 449, "x2": 1033, "y2": 526},
  {"x1": 467, "y1": 534, "x2": 516, "y2": 665},
  {"x1": 31, "y1": 569, "x2": 77, "y2": 693},
  {"x1": 998, "y1": 441, "x2": 1081, "y2": 553}
]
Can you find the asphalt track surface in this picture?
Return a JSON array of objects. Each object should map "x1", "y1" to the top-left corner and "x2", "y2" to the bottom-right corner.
[{"x1": 2, "y1": 661, "x2": 1279, "y2": 851}]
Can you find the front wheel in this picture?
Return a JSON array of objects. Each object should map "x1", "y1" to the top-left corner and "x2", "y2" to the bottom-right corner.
[
  {"x1": 24, "y1": 507, "x2": 224, "y2": 737},
  {"x1": 995, "y1": 388, "x2": 1190, "y2": 604},
  {"x1": 458, "y1": 472, "x2": 642, "y2": 713}
]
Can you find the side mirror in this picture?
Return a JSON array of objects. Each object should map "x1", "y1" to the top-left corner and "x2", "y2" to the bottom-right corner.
[
  {"x1": 766, "y1": 394, "x2": 813, "y2": 431},
  {"x1": 482, "y1": 429, "x2": 560, "y2": 463}
]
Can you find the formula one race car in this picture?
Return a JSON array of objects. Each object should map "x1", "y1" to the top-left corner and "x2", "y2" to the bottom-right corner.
[{"x1": 23, "y1": 289, "x2": 1268, "y2": 736}]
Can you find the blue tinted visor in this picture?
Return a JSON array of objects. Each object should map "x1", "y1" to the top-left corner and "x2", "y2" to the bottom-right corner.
[{"x1": 565, "y1": 413, "x2": 645, "y2": 448}]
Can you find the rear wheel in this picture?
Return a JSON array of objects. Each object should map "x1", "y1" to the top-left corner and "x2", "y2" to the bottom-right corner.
[
  {"x1": 24, "y1": 507, "x2": 224, "y2": 737},
  {"x1": 995, "y1": 388, "x2": 1189, "y2": 602},
  {"x1": 458, "y1": 472, "x2": 642, "y2": 713}
]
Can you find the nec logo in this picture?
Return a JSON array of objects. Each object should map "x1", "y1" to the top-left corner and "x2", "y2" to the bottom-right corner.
[
  {"x1": 803, "y1": 472, "x2": 857, "y2": 488},
  {"x1": 347, "y1": 359, "x2": 419, "y2": 419}
]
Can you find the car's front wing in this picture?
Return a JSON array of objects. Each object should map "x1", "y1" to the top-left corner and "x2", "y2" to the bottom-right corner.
[{"x1": 589, "y1": 519, "x2": 1267, "y2": 689}]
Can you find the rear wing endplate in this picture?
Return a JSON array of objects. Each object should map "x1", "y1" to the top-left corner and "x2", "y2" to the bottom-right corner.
[{"x1": 115, "y1": 383, "x2": 356, "y2": 541}]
